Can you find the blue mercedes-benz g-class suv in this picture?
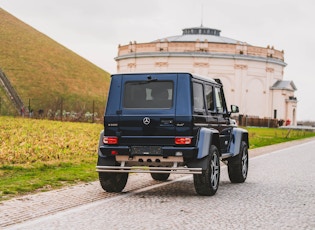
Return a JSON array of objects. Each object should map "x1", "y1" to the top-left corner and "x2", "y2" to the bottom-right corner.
[{"x1": 97, "y1": 72, "x2": 249, "y2": 196}]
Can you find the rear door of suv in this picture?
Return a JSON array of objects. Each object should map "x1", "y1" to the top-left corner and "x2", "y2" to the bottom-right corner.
[{"x1": 118, "y1": 73, "x2": 178, "y2": 146}]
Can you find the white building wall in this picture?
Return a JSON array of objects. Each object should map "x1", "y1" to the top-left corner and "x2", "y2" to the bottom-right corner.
[
  {"x1": 273, "y1": 90, "x2": 286, "y2": 119},
  {"x1": 117, "y1": 56, "x2": 286, "y2": 119},
  {"x1": 115, "y1": 40, "x2": 296, "y2": 122}
]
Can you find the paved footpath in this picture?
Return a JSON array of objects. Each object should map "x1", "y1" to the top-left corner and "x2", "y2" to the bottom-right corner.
[{"x1": 1, "y1": 137, "x2": 314, "y2": 228}]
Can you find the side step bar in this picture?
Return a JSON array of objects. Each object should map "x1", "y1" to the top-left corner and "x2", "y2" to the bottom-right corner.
[{"x1": 96, "y1": 166, "x2": 202, "y2": 174}]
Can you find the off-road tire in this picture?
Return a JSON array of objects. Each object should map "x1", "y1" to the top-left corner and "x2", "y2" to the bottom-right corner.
[
  {"x1": 150, "y1": 173, "x2": 170, "y2": 181},
  {"x1": 228, "y1": 141, "x2": 248, "y2": 183},
  {"x1": 193, "y1": 145, "x2": 220, "y2": 196},
  {"x1": 99, "y1": 172, "x2": 128, "y2": 192}
]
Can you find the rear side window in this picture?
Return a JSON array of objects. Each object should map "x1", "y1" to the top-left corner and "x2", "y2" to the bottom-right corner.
[
  {"x1": 205, "y1": 84, "x2": 214, "y2": 111},
  {"x1": 214, "y1": 87, "x2": 224, "y2": 113},
  {"x1": 123, "y1": 81, "x2": 173, "y2": 109},
  {"x1": 193, "y1": 82, "x2": 205, "y2": 112}
]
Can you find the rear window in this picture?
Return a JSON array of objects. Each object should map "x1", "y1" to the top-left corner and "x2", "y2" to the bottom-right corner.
[{"x1": 123, "y1": 81, "x2": 173, "y2": 109}]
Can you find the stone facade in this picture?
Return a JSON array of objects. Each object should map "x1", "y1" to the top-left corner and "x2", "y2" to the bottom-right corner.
[{"x1": 115, "y1": 26, "x2": 298, "y2": 125}]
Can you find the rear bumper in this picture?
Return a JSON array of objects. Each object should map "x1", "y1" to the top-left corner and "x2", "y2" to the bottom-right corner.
[
  {"x1": 98, "y1": 145, "x2": 204, "y2": 174},
  {"x1": 99, "y1": 145, "x2": 198, "y2": 158}
]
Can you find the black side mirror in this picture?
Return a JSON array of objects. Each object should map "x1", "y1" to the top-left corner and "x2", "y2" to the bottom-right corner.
[{"x1": 231, "y1": 105, "x2": 239, "y2": 113}]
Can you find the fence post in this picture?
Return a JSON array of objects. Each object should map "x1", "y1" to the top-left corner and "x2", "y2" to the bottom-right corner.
[
  {"x1": 60, "y1": 98, "x2": 63, "y2": 121},
  {"x1": 92, "y1": 100, "x2": 95, "y2": 123}
]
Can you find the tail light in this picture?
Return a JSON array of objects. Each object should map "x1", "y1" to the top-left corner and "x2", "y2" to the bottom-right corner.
[
  {"x1": 175, "y1": 137, "x2": 192, "y2": 145},
  {"x1": 103, "y1": 136, "x2": 118, "y2": 145},
  {"x1": 111, "y1": 150, "x2": 118, "y2": 155}
]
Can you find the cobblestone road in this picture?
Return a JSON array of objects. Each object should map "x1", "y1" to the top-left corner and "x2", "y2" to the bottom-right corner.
[{"x1": 1, "y1": 138, "x2": 315, "y2": 229}]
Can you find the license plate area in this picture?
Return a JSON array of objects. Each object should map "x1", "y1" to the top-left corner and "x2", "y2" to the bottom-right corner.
[{"x1": 131, "y1": 146, "x2": 162, "y2": 155}]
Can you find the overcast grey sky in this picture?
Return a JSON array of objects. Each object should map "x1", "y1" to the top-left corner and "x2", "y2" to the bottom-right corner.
[{"x1": 1, "y1": 0, "x2": 314, "y2": 121}]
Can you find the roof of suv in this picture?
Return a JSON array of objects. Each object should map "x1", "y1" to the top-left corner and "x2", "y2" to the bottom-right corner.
[{"x1": 113, "y1": 72, "x2": 221, "y2": 86}]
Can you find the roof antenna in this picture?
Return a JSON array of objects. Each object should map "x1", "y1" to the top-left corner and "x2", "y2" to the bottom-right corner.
[{"x1": 200, "y1": 1, "x2": 204, "y2": 27}]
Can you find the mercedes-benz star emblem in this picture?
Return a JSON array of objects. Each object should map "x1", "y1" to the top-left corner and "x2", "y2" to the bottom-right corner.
[{"x1": 143, "y1": 117, "x2": 150, "y2": 125}]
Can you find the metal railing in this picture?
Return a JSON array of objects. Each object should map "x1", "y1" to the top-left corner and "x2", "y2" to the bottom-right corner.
[{"x1": 0, "y1": 69, "x2": 25, "y2": 113}]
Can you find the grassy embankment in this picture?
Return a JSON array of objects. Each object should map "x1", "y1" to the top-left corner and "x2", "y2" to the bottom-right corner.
[
  {"x1": 0, "y1": 117, "x2": 102, "y2": 201},
  {"x1": 1, "y1": 116, "x2": 315, "y2": 201},
  {"x1": 0, "y1": 9, "x2": 110, "y2": 117}
]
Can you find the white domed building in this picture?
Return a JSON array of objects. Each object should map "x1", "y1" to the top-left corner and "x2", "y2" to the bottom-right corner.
[{"x1": 115, "y1": 26, "x2": 298, "y2": 125}]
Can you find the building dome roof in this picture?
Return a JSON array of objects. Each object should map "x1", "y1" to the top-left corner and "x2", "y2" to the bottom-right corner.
[{"x1": 153, "y1": 26, "x2": 244, "y2": 44}]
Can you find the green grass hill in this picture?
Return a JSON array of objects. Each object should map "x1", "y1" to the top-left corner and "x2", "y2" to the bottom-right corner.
[{"x1": 0, "y1": 8, "x2": 110, "y2": 119}]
